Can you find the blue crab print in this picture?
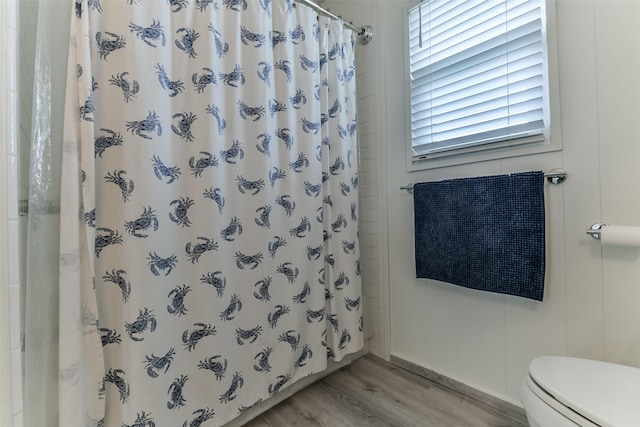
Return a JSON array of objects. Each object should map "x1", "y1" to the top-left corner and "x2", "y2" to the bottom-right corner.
[
  {"x1": 126, "y1": 111, "x2": 162, "y2": 140},
  {"x1": 342, "y1": 239, "x2": 357, "y2": 254},
  {"x1": 168, "y1": 0, "x2": 189, "y2": 12},
  {"x1": 223, "y1": 0, "x2": 247, "y2": 11},
  {"x1": 94, "y1": 128, "x2": 123, "y2": 158},
  {"x1": 156, "y1": 63, "x2": 184, "y2": 97},
  {"x1": 275, "y1": 195, "x2": 295, "y2": 216},
  {"x1": 169, "y1": 197, "x2": 194, "y2": 227},
  {"x1": 268, "y1": 99, "x2": 287, "y2": 117},
  {"x1": 257, "y1": 61, "x2": 272, "y2": 86},
  {"x1": 276, "y1": 128, "x2": 294, "y2": 150},
  {"x1": 167, "y1": 284, "x2": 191, "y2": 316},
  {"x1": 220, "y1": 216, "x2": 243, "y2": 241},
  {"x1": 175, "y1": 27, "x2": 199, "y2": 58},
  {"x1": 124, "y1": 206, "x2": 159, "y2": 238},
  {"x1": 292, "y1": 281, "x2": 310, "y2": 304},
  {"x1": 276, "y1": 262, "x2": 299, "y2": 284},
  {"x1": 267, "y1": 236, "x2": 286, "y2": 258},
  {"x1": 183, "y1": 407, "x2": 216, "y2": 427},
  {"x1": 267, "y1": 304, "x2": 290, "y2": 328},
  {"x1": 277, "y1": 330, "x2": 300, "y2": 351},
  {"x1": 290, "y1": 89, "x2": 306, "y2": 109},
  {"x1": 299, "y1": 54, "x2": 318, "y2": 72},
  {"x1": 256, "y1": 132, "x2": 272, "y2": 157},
  {"x1": 201, "y1": 271, "x2": 226, "y2": 297},
  {"x1": 198, "y1": 355, "x2": 228, "y2": 381},
  {"x1": 235, "y1": 325, "x2": 262, "y2": 345},
  {"x1": 306, "y1": 244, "x2": 323, "y2": 261},
  {"x1": 301, "y1": 117, "x2": 321, "y2": 134},
  {"x1": 303, "y1": 181, "x2": 321, "y2": 197},
  {"x1": 289, "y1": 217, "x2": 311, "y2": 238},
  {"x1": 129, "y1": 19, "x2": 166, "y2": 47},
  {"x1": 100, "y1": 368, "x2": 130, "y2": 403},
  {"x1": 208, "y1": 25, "x2": 229, "y2": 58},
  {"x1": 144, "y1": 347, "x2": 175, "y2": 378},
  {"x1": 220, "y1": 140, "x2": 244, "y2": 164},
  {"x1": 270, "y1": 30, "x2": 287, "y2": 47},
  {"x1": 185, "y1": 237, "x2": 218, "y2": 263},
  {"x1": 254, "y1": 205, "x2": 271, "y2": 229},
  {"x1": 109, "y1": 72, "x2": 139, "y2": 103},
  {"x1": 122, "y1": 412, "x2": 155, "y2": 427},
  {"x1": 182, "y1": 323, "x2": 216, "y2": 351},
  {"x1": 95, "y1": 31, "x2": 126, "y2": 60},
  {"x1": 205, "y1": 104, "x2": 226, "y2": 134},
  {"x1": 218, "y1": 64, "x2": 247, "y2": 87},
  {"x1": 240, "y1": 26, "x2": 266, "y2": 47},
  {"x1": 193, "y1": 69, "x2": 216, "y2": 93},
  {"x1": 253, "y1": 277, "x2": 272, "y2": 301},
  {"x1": 236, "y1": 175, "x2": 265, "y2": 195},
  {"x1": 345, "y1": 296, "x2": 361, "y2": 311},
  {"x1": 87, "y1": 0, "x2": 102, "y2": 13},
  {"x1": 189, "y1": 151, "x2": 218, "y2": 177},
  {"x1": 305, "y1": 307, "x2": 325, "y2": 323},
  {"x1": 99, "y1": 327, "x2": 121, "y2": 347},
  {"x1": 253, "y1": 347, "x2": 273, "y2": 372},
  {"x1": 289, "y1": 153, "x2": 309, "y2": 173},
  {"x1": 124, "y1": 308, "x2": 157, "y2": 342},
  {"x1": 329, "y1": 156, "x2": 345, "y2": 175},
  {"x1": 332, "y1": 214, "x2": 348, "y2": 233},
  {"x1": 84, "y1": 208, "x2": 96, "y2": 228},
  {"x1": 334, "y1": 271, "x2": 350, "y2": 290},
  {"x1": 195, "y1": 0, "x2": 216, "y2": 11},
  {"x1": 95, "y1": 227, "x2": 123, "y2": 258},
  {"x1": 274, "y1": 60, "x2": 292, "y2": 83},
  {"x1": 167, "y1": 375, "x2": 188, "y2": 410},
  {"x1": 203, "y1": 187, "x2": 225, "y2": 213},
  {"x1": 237, "y1": 100, "x2": 265, "y2": 121},
  {"x1": 294, "y1": 344, "x2": 313, "y2": 368},
  {"x1": 234, "y1": 251, "x2": 263, "y2": 269},
  {"x1": 79, "y1": 93, "x2": 94, "y2": 122},
  {"x1": 171, "y1": 112, "x2": 197, "y2": 141},
  {"x1": 289, "y1": 24, "x2": 305, "y2": 44},
  {"x1": 102, "y1": 269, "x2": 132, "y2": 302},
  {"x1": 329, "y1": 42, "x2": 346, "y2": 60},
  {"x1": 268, "y1": 374, "x2": 291, "y2": 395},
  {"x1": 338, "y1": 329, "x2": 352, "y2": 350},
  {"x1": 105, "y1": 170, "x2": 134, "y2": 202},
  {"x1": 340, "y1": 182, "x2": 351, "y2": 196},
  {"x1": 147, "y1": 252, "x2": 178, "y2": 276},
  {"x1": 219, "y1": 372, "x2": 243, "y2": 404},
  {"x1": 151, "y1": 155, "x2": 181, "y2": 184},
  {"x1": 268, "y1": 167, "x2": 285, "y2": 187},
  {"x1": 220, "y1": 293, "x2": 242, "y2": 321}
]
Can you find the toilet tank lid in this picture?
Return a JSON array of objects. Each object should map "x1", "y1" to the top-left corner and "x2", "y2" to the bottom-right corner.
[{"x1": 529, "y1": 356, "x2": 640, "y2": 427}]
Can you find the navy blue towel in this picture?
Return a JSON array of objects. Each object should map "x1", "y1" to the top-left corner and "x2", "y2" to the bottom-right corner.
[{"x1": 413, "y1": 171, "x2": 545, "y2": 301}]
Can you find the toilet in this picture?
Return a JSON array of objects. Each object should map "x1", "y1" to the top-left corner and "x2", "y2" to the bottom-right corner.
[{"x1": 521, "y1": 356, "x2": 640, "y2": 426}]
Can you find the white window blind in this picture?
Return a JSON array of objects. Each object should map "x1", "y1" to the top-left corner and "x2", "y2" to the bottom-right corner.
[{"x1": 409, "y1": 0, "x2": 548, "y2": 158}]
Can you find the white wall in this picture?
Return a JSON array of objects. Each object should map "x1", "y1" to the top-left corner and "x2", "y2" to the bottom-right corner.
[{"x1": 327, "y1": 0, "x2": 640, "y2": 406}]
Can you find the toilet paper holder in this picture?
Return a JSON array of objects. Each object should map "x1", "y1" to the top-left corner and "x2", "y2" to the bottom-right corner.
[{"x1": 586, "y1": 222, "x2": 609, "y2": 240}]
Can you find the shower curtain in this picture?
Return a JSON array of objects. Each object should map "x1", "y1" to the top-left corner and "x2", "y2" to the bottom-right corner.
[{"x1": 60, "y1": 0, "x2": 362, "y2": 425}]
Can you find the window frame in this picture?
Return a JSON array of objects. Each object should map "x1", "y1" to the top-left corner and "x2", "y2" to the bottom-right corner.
[{"x1": 404, "y1": 0, "x2": 561, "y2": 171}]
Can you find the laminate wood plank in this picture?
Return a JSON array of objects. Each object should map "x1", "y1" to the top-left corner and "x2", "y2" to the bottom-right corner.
[{"x1": 242, "y1": 354, "x2": 527, "y2": 427}]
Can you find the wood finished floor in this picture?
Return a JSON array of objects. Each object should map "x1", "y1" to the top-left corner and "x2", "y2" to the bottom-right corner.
[{"x1": 244, "y1": 354, "x2": 529, "y2": 427}]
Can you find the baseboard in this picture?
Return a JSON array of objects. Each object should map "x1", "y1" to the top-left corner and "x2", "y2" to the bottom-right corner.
[{"x1": 390, "y1": 355, "x2": 528, "y2": 425}]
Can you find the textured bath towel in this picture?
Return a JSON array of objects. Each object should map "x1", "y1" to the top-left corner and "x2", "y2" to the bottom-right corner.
[{"x1": 413, "y1": 171, "x2": 545, "y2": 301}]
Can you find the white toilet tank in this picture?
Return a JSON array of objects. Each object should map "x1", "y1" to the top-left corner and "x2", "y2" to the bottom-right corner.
[{"x1": 526, "y1": 356, "x2": 640, "y2": 427}]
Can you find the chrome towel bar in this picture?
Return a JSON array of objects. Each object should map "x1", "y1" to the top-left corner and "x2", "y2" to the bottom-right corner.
[{"x1": 400, "y1": 168, "x2": 567, "y2": 194}]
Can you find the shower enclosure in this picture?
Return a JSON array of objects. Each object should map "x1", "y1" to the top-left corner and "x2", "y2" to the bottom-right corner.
[{"x1": 4, "y1": 0, "x2": 366, "y2": 426}]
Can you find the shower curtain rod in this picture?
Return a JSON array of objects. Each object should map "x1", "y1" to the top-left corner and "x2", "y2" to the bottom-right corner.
[{"x1": 296, "y1": 0, "x2": 374, "y2": 45}]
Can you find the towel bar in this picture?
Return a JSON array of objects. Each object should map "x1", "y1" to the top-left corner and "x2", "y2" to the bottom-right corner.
[{"x1": 400, "y1": 168, "x2": 567, "y2": 194}]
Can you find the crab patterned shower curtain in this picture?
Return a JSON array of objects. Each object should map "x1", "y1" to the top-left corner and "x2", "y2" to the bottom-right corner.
[{"x1": 58, "y1": 0, "x2": 362, "y2": 425}]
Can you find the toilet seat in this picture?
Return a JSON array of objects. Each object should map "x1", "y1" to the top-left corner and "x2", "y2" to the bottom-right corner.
[{"x1": 528, "y1": 356, "x2": 640, "y2": 427}]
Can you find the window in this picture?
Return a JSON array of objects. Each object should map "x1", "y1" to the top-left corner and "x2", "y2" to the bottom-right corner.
[{"x1": 408, "y1": 0, "x2": 554, "y2": 164}]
